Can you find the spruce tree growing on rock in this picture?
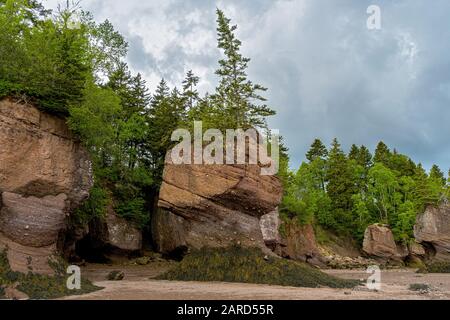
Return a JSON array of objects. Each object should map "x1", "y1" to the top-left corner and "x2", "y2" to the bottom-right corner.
[{"x1": 213, "y1": 9, "x2": 275, "y2": 130}]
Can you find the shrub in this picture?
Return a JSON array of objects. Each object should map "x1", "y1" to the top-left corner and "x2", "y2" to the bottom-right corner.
[
  {"x1": 115, "y1": 198, "x2": 149, "y2": 228},
  {"x1": 71, "y1": 183, "x2": 109, "y2": 226}
]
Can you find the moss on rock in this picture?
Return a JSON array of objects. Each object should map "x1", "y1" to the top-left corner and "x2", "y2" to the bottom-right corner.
[
  {"x1": 0, "y1": 249, "x2": 100, "y2": 299},
  {"x1": 157, "y1": 246, "x2": 360, "y2": 289},
  {"x1": 426, "y1": 262, "x2": 450, "y2": 273}
]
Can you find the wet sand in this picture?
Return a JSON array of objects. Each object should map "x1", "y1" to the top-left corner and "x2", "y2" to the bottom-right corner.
[{"x1": 61, "y1": 264, "x2": 450, "y2": 300}]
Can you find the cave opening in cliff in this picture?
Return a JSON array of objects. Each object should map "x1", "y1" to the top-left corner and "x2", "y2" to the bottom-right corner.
[{"x1": 74, "y1": 235, "x2": 111, "y2": 264}]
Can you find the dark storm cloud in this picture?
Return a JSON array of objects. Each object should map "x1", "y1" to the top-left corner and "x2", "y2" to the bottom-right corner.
[{"x1": 44, "y1": 0, "x2": 450, "y2": 173}]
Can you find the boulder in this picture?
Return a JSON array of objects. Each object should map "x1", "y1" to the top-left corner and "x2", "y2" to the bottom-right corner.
[
  {"x1": 414, "y1": 204, "x2": 450, "y2": 262},
  {"x1": 155, "y1": 143, "x2": 283, "y2": 256},
  {"x1": 0, "y1": 98, "x2": 93, "y2": 274},
  {"x1": 362, "y1": 224, "x2": 406, "y2": 262},
  {"x1": 408, "y1": 241, "x2": 426, "y2": 257},
  {"x1": 103, "y1": 206, "x2": 142, "y2": 252}
]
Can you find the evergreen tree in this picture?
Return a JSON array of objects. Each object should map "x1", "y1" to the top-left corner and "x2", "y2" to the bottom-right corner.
[
  {"x1": 413, "y1": 164, "x2": 441, "y2": 208},
  {"x1": 90, "y1": 19, "x2": 128, "y2": 79},
  {"x1": 389, "y1": 153, "x2": 416, "y2": 177},
  {"x1": 213, "y1": 9, "x2": 275, "y2": 130},
  {"x1": 325, "y1": 139, "x2": 356, "y2": 233},
  {"x1": 107, "y1": 62, "x2": 132, "y2": 112},
  {"x1": 304, "y1": 139, "x2": 328, "y2": 191},
  {"x1": 306, "y1": 139, "x2": 328, "y2": 162},
  {"x1": 430, "y1": 164, "x2": 446, "y2": 186},
  {"x1": 182, "y1": 70, "x2": 200, "y2": 110},
  {"x1": 373, "y1": 141, "x2": 391, "y2": 166},
  {"x1": 357, "y1": 145, "x2": 373, "y2": 170},
  {"x1": 348, "y1": 144, "x2": 360, "y2": 161},
  {"x1": 145, "y1": 79, "x2": 186, "y2": 185}
]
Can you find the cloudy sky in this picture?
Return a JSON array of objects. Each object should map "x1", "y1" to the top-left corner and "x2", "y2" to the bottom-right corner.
[{"x1": 44, "y1": 0, "x2": 450, "y2": 173}]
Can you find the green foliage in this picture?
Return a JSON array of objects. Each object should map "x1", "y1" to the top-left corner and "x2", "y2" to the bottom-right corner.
[
  {"x1": 2, "y1": 3, "x2": 279, "y2": 229},
  {"x1": 0, "y1": 249, "x2": 100, "y2": 299},
  {"x1": 281, "y1": 161, "x2": 332, "y2": 225},
  {"x1": 145, "y1": 79, "x2": 187, "y2": 186},
  {"x1": 393, "y1": 201, "x2": 416, "y2": 243},
  {"x1": 306, "y1": 139, "x2": 328, "y2": 162},
  {"x1": 191, "y1": 9, "x2": 275, "y2": 131},
  {"x1": 158, "y1": 246, "x2": 359, "y2": 288},
  {"x1": 373, "y1": 141, "x2": 391, "y2": 166},
  {"x1": 283, "y1": 138, "x2": 448, "y2": 245},
  {"x1": 350, "y1": 194, "x2": 373, "y2": 242},
  {"x1": 367, "y1": 163, "x2": 399, "y2": 223},
  {"x1": 0, "y1": 0, "x2": 93, "y2": 114},
  {"x1": 182, "y1": 70, "x2": 200, "y2": 110},
  {"x1": 72, "y1": 183, "x2": 109, "y2": 226},
  {"x1": 426, "y1": 262, "x2": 450, "y2": 273},
  {"x1": 115, "y1": 198, "x2": 148, "y2": 228},
  {"x1": 430, "y1": 164, "x2": 446, "y2": 186},
  {"x1": 68, "y1": 75, "x2": 152, "y2": 227},
  {"x1": 68, "y1": 80, "x2": 122, "y2": 156}
]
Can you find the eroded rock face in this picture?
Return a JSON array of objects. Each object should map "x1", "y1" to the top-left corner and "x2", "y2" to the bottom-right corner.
[
  {"x1": 408, "y1": 241, "x2": 426, "y2": 257},
  {"x1": 63, "y1": 206, "x2": 142, "y2": 263},
  {"x1": 0, "y1": 98, "x2": 93, "y2": 274},
  {"x1": 151, "y1": 208, "x2": 187, "y2": 257},
  {"x1": 103, "y1": 206, "x2": 142, "y2": 252},
  {"x1": 260, "y1": 208, "x2": 281, "y2": 250},
  {"x1": 414, "y1": 204, "x2": 450, "y2": 262},
  {"x1": 154, "y1": 146, "x2": 283, "y2": 256},
  {"x1": 0, "y1": 192, "x2": 67, "y2": 247},
  {"x1": 281, "y1": 220, "x2": 324, "y2": 267},
  {"x1": 362, "y1": 224, "x2": 406, "y2": 262}
]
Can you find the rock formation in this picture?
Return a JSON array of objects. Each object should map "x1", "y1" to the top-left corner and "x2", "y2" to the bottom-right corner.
[
  {"x1": 0, "y1": 98, "x2": 93, "y2": 274},
  {"x1": 62, "y1": 206, "x2": 142, "y2": 263},
  {"x1": 154, "y1": 145, "x2": 283, "y2": 256},
  {"x1": 259, "y1": 208, "x2": 281, "y2": 251},
  {"x1": 102, "y1": 206, "x2": 142, "y2": 252},
  {"x1": 414, "y1": 204, "x2": 450, "y2": 262},
  {"x1": 280, "y1": 220, "x2": 324, "y2": 266},
  {"x1": 362, "y1": 224, "x2": 407, "y2": 263},
  {"x1": 408, "y1": 241, "x2": 426, "y2": 258}
]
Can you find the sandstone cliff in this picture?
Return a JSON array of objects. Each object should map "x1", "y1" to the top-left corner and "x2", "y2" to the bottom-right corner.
[
  {"x1": 280, "y1": 220, "x2": 324, "y2": 266},
  {"x1": 414, "y1": 204, "x2": 450, "y2": 262},
  {"x1": 0, "y1": 98, "x2": 93, "y2": 274}
]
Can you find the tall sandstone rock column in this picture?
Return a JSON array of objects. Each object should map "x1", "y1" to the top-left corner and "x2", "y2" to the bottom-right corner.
[
  {"x1": 414, "y1": 204, "x2": 450, "y2": 262},
  {"x1": 153, "y1": 143, "x2": 283, "y2": 256},
  {"x1": 0, "y1": 98, "x2": 93, "y2": 275}
]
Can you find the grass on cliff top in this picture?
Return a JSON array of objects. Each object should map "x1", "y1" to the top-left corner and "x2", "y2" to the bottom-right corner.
[
  {"x1": 157, "y1": 246, "x2": 360, "y2": 289},
  {"x1": 0, "y1": 249, "x2": 100, "y2": 300}
]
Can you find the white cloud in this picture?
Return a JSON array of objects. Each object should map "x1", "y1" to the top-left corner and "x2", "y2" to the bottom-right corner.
[{"x1": 41, "y1": 0, "x2": 450, "y2": 171}]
